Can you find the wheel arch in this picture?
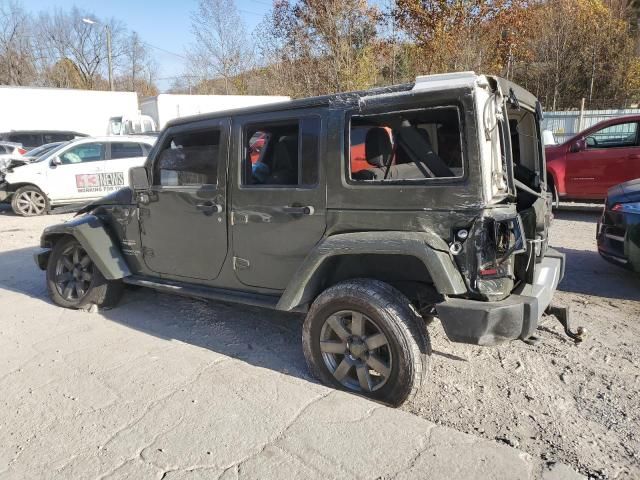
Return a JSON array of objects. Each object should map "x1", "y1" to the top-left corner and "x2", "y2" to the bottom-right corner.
[
  {"x1": 276, "y1": 231, "x2": 467, "y2": 311},
  {"x1": 40, "y1": 214, "x2": 131, "y2": 280}
]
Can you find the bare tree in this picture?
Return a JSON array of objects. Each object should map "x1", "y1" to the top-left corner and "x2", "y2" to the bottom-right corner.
[
  {"x1": 189, "y1": 0, "x2": 252, "y2": 94},
  {"x1": 0, "y1": 1, "x2": 35, "y2": 85}
]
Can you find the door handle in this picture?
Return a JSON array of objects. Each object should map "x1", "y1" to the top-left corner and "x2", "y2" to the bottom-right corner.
[
  {"x1": 283, "y1": 205, "x2": 314, "y2": 215},
  {"x1": 196, "y1": 201, "x2": 223, "y2": 214}
]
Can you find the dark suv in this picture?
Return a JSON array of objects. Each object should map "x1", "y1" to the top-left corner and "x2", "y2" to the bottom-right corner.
[
  {"x1": 0, "y1": 130, "x2": 87, "y2": 150},
  {"x1": 35, "y1": 73, "x2": 567, "y2": 406}
]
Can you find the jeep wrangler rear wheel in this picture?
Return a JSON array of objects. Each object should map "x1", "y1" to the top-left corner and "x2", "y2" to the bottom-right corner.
[
  {"x1": 46, "y1": 236, "x2": 123, "y2": 309},
  {"x1": 302, "y1": 279, "x2": 430, "y2": 406}
]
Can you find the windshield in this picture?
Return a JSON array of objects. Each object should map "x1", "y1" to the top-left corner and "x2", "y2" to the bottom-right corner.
[
  {"x1": 34, "y1": 141, "x2": 71, "y2": 162},
  {"x1": 27, "y1": 142, "x2": 63, "y2": 159}
]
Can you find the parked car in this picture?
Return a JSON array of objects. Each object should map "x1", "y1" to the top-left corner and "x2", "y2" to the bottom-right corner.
[
  {"x1": 0, "y1": 130, "x2": 87, "y2": 151},
  {"x1": 0, "y1": 136, "x2": 155, "y2": 216},
  {"x1": 545, "y1": 115, "x2": 640, "y2": 202},
  {"x1": 597, "y1": 178, "x2": 640, "y2": 272},
  {"x1": 34, "y1": 72, "x2": 571, "y2": 406},
  {"x1": 0, "y1": 141, "x2": 26, "y2": 173}
]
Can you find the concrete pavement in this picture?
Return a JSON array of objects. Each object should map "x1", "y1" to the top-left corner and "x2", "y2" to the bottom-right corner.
[{"x1": 0, "y1": 213, "x2": 584, "y2": 479}]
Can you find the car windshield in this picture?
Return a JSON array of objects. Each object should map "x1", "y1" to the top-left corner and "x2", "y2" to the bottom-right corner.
[
  {"x1": 27, "y1": 142, "x2": 63, "y2": 159},
  {"x1": 34, "y1": 141, "x2": 71, "y2": 162}
]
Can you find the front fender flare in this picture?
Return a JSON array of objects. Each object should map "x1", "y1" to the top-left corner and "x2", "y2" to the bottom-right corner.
[
  {"x1": 40, "y1": 214, "x2": 131, "y2": 280},
  {"x1": 276, "y1": 231, "x2": 467, "y2": 311}
]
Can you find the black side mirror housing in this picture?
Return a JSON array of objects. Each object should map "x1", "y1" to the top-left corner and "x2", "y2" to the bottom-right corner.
[
  {"x1": 569, "y1": 139, "x2": 585, "y2": 153},
  {"x1": 130, "y1": 166, "x2": 150, "y2": 190}
]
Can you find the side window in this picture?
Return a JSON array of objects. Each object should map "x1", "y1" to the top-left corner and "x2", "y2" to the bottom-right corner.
[
  {"x1": 10, "y1": 134, "x2": 40, "y2": 148},
  {"x1": 110, "y1": 142, "x2": 144, "y2": 159},
  {"x1": 154, "y1": 129, "x2": 220, "y2": 187},
  {"x1": 59, "y1": 143, "x2": 106, "y2": 164},
  {"x1": 242, "y1": 117, "x2": 319, "y2": 186},
  {"x1": 586, "y1": 122, "x2": 638, "y2": 149},
  {"x1": 349, "y1": 106, "x2": 464, "y2": 182}
]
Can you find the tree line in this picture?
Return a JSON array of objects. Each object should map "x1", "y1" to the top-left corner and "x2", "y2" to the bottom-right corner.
[
  {"x1": 182, "y1": 0, "x2": 640, "y2": 110},
  {"x1": 0, "y1": 1, "x2": 157, "y2": 95},
  {"x1": 2, "y1": 0, "x2": 639, "y2": 110}
]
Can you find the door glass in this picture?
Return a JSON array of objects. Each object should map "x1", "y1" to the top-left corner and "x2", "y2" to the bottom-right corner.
[
  {"x1": 154, "y1": 129, "x2": 220, "y2": 186},
  {"x1": 59, "y1": 143, "x2": 106, "y2": 164},
  {"x1": 586, "y1": 122, "x2": 638, "y2": 149},
  {"x1": 243, "y1": 118, "x2": 319, "y2": 186},
  {"x1": 110, "y1": 142, "x2": 144, "y2": 159},
  {"x1": 348, "y1": 106, "x2": 463, "y2": 182}
]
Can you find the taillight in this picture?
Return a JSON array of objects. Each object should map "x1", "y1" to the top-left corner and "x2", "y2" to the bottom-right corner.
[
  {"x1": 17, "y1": 148, "x2": 26, "y2": 155},
  {"x1": 611, "y1": 203, "x2": 623, "y2": 212}
]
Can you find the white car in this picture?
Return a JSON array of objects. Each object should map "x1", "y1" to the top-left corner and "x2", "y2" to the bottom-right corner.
[{"x1": 0, "y1": 136, "x2": 156, "y2": 216}]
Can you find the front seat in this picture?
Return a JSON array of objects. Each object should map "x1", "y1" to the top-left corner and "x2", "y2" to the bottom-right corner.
[
  {"x1": 353, "y1": 127, "x2": 393, "y2": 180},
  {"x1": 266, "y1": 135, "x2": 298, "y2": 185}
]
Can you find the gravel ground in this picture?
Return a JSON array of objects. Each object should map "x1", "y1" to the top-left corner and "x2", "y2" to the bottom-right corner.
[
  {"x1": 410, "y1": 210, "x2": 640, "y2": 479},
  {"x1": 1, "y1": 205, "x2": 637, "y2": 478}
]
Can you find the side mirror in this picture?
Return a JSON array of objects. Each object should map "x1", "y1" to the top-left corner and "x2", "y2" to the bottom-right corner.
[
  {"x1": 51, "y1": 156, "x2": 62, "y2": 166},
  {"x1": 569, "y1": 139, "x2": 585, "y2": 153},
  {"x1": 129, "y1": 166, "x2": 150, "y2": 190}
]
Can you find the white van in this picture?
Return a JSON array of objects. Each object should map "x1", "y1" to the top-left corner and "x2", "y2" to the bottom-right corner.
[{"x1": 0, "y1": 136, "x2": 156, "y2": 216}]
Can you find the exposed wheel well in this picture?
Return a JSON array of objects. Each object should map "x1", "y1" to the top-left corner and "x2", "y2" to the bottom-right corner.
[
  {"x1": 41, "y1": 233, "x2": 73, "y2": 249},
  {"x1": 311, "y1": 254, "x2": 442, "y2": 310}
]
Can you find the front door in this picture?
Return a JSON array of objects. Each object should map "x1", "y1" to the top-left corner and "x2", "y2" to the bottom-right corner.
[
  {"x1": 46, "y1": 141, "x2": 108, "y2": 203},
  {"x1": 138, "y1": 119, "x2": 229, "y2": 281},
  {"x1": 231, "y1": 113, "x2": 326, "y2": 290},
  {"x1": 565, "y1": 121, "x2": 639, "y2": 197}
]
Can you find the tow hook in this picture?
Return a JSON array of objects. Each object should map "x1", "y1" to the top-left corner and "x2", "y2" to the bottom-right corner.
[{"x1": 546, "y1": 305, "x2": 586, "y2": 345}]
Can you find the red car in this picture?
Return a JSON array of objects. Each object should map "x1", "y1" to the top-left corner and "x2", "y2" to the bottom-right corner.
[{"x1": 546, "y1": 115, "x2": 640, "y2": 201}]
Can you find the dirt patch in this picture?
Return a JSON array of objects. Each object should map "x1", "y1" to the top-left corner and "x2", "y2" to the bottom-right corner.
[{"x1": 407, "y1": 211, "x2": 640, "y2": 479}]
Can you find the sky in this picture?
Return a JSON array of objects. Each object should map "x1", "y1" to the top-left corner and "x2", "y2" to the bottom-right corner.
[{"x1": 22, "y1": 0, "x2": 275, "y2": 91}]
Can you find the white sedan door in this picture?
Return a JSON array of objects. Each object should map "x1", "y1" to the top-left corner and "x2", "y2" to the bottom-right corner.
[{"x1": 46, "y1": 142, "x2": 108, "y2": 204}]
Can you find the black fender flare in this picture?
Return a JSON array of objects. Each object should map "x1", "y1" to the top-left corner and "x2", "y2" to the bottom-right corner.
[
  {"x1": 39, "y1": 214, "x2": 131, "y2": 280},
  {"x1": 276, "y1": 231, "x2": 467, "y2": 311}
]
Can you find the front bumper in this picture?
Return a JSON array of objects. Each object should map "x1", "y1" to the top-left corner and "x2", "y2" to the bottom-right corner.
[
  {"x1": 597, "y1": 210, "x2": 640, "y2": 273},
  {"x1": 435, "y1": 248, "x2": 565, "y2": 346},
  {"x1": 0, "y1": 181, "x2": 9, "y2": 202}
]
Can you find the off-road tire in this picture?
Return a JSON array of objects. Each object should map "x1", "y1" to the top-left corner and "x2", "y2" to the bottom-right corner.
[
  {"x1": 11, "y1": 185, "x2": 49, "y2": 216},
  {"x1": 302, "y1": 279, "x2": 431, "y2": 407},
  {"x1": 46, "y1": 236, "x2": 124, "y2": 309}
]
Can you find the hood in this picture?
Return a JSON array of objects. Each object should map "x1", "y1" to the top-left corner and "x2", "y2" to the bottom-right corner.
[
  {"x1": 75, "y1": 187, "x2": 134, "y2": 216},
  {"x1": 4, "y1": 159, "x2": 42, "y2": 180},
  {"x1": 606, "y1": 178, "x2": 640, "y2": 207}
]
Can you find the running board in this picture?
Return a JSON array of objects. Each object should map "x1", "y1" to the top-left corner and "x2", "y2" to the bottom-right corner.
[{"x1": 123, "y1": 275, "x2": 283, "y2": 310}]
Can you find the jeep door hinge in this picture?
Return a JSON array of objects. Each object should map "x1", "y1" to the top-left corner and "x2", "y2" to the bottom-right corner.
[{"x1": 233, "y1": 256, "x2": 250, "y2": 270}]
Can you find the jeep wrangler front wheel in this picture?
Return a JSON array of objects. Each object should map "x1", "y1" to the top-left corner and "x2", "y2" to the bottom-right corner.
[
  {"x1": 302, "y1": 279, "x2": 430, "y2": 406},
  {"x1": 46, "y1": 236, "x2": 123, "y2": 309}
]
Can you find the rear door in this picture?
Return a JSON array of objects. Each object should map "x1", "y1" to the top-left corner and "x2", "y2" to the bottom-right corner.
[
  {"x1": 138, "y1": 120, "x2": 229, "y2": 281},
  {"x1": 230, "y1": 111, "x2": 326, "y2": 290},
  {"x1": 46, "y1": 141, "x2": 107, "y2": 203},
  {"x1": 103, "y1": 141, "x2": 150, "y2": 192},
  {"x1": 565, "y1": 121, "x2": 639, "y2": 197}
]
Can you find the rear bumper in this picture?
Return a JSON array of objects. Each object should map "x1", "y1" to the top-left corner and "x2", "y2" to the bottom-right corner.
[{"x1": 436, "y1": 248, "x2": 565, "y2": 346}]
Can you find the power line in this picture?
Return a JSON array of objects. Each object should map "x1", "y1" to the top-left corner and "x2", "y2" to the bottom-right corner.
[{"x1": 141, "y1": 42, "x2": 187, "y2": 59}]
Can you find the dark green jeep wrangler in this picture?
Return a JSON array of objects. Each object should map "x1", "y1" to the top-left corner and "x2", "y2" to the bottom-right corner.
[{"x1": 35, "y1": 72, "x2": 571, "y2": 406}]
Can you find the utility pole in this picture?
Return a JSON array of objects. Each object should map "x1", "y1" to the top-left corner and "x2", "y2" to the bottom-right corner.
[
  {"x1": 106, "y1": 25, "x2": 114, "y2": 91},
  {"x1": 82, "y1": 18, "x2": 114, "y2": 91}
]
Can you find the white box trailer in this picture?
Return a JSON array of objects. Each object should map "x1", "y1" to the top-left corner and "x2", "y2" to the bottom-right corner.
[
  {"x1": 140, "y1": 94, "x2": 291, "y2": 131},
  {"x1": 0, "y1": 86, "x2": 140, "y2": 137}
]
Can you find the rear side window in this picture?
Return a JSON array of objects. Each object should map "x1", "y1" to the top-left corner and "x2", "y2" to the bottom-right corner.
[
  {"x1": 348, "y1": 106, "x2": 464, "y2": 182},
  {"x1": 9, "y1": 133, "x2": 40, "y2": 148},
  {"x1": 154, "y1": 129, "x2": 220, "y2": 187},
  {"x1": 242, "y1": 117, "x2": 320, "y2": 187},
  {"x1": 110, "y1": 142, "x2": 144, "y2": 159},
  {"x1": 45, "y1": 133, "x2": 74, "y2": 143}
]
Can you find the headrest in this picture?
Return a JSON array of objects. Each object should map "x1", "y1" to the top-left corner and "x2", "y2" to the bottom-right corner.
[{"x1": 365, "y1": 127, "x2": 392, "y2": 168}]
